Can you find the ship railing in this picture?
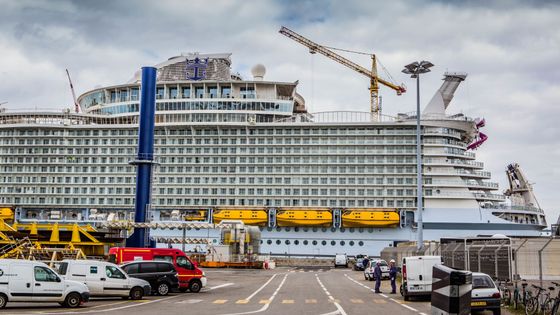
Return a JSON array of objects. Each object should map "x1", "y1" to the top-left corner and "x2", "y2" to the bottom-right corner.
[
  {"x1": 395, "y1": 111, "x2": 474, "y2": 122},
  {"x1": 428, "y1": 180, "x2": 499, "y2": 188},
  {"x1": 473, "y1": 193, "x2": 506, "y2": 201},
  {"x1": 424, "y1": 159, "x2": 484, "y2": 168},
  {"x1": 482, "y1": 205, "x2": 544, "y2": 213}
]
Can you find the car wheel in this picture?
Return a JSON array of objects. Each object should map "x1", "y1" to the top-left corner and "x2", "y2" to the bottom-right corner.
[
  {"x1": 130, "y1": 287, "x2": 143, "y2": 300},
  {"x1": 179, "y1": 287, "x2": 188, "y2": 293},
  {"x1": 63, "y1": 292, "x2": 81, "y2": 308},
  {"x1": 492, "y1": 309, "x2": 501, "y2": 315},
  {"x1": 403, "y1": 293, "x2": 409, "y2": 301},
  {"x1": 0, "y1": 293, "x2": 7, "y2": 308},
  {"x1": 157, "y1": 283, "x2": 170, "y2": 296},
  {"x1": 189, "y1": 279, "x2": 202, "y2": 293}
]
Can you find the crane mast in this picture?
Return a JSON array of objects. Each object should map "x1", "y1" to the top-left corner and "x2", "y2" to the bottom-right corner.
[
  {"x1": 279, "y1": 26, "x2": 405, "y2": 121},
  {"x1": 66, "y1": 69, "x2": 81, "y2": 113}
]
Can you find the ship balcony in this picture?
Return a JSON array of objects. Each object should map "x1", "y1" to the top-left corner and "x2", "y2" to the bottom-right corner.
[
  {"x1": 473, "y1": 192, "x2": 506, "y2": 202},
  {"x1": 424, "y1": 158, "x2": 484, "y2": 169},
  {"x1": 426, "y1": 180, "x2": 498, "y2": 190},
  {"x1": 423, "y1": 138, "x2": 468, "y2": 148},
  {"x1": 424, "y1": 168, "x2": 491, "y2": 179},
  {"x1": 424, "y1": 151, "x2": 476, "y2": 160},
  {"x1": 465, "y1": 181, "x2": 499, "y2": 190}
]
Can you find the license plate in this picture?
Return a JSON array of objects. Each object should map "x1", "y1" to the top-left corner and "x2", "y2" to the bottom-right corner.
[
  {"x1": 408, "y1": 286, "x2": 424, "y2": 291},
  {"x1": 471, "y1": 301, "x2": 487, "y2": 306}
]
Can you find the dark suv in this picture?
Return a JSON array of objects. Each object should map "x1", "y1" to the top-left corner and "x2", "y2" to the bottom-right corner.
[{"x1": 121, "y1": 261, "x2": 179, "y2": 296}]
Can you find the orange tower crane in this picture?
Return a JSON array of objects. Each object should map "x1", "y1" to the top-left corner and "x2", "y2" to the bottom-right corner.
[{"x1": 279, "y1": 26, "x2": 406, "y2": 121}]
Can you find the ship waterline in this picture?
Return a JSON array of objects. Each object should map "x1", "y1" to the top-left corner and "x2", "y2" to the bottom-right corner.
[{"x1": 0, "y1": 53, "x2": 547, "y2": 255}]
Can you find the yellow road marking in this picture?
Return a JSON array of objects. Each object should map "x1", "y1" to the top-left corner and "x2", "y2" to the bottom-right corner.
[
  {"x1": 213, "y1": 299, "x2": 228, "y2": 304},
  {"x1": 236, "y1": 299, "x2": 249, "y2": 304},
  {"x1": 351, "y1": 299, "x2": 364, "y2": 303},
  {"x1": 259, "y1": 299, "x2": 271, "y2": 304},
  {"x1": 305, "y1": 299, "x2": 317, "y2": 304},
  {"x1": 282, "y1": 299, "x2": 295, "y2": 304},
  {"x1": 374, "y1": 299, "x2": 387, "y2": 304}
]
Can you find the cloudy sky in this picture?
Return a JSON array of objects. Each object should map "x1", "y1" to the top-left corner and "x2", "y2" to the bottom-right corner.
[{"x1": 1, "y1": 0, "x2": 559, "y2": 226}]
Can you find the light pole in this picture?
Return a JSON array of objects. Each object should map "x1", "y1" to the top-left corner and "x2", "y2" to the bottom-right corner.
[{"x1": 402, "y1": 61, "x2": 433, "y2": 251}]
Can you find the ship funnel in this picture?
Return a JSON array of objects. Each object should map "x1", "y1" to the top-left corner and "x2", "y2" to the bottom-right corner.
[{"x1": 423, "y1": 72, "x2": 467, "y2": 117}]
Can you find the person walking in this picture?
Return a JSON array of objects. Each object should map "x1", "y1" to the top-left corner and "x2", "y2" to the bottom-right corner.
[
  {"x1": 389, "y1": 259, "x2": 397, "y2": 294},
  {"x1": 374, "y1": 261, "x2": 382, "y2": 293}
]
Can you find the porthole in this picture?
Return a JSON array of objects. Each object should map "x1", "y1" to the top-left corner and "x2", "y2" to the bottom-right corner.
[
  {"x1": 358, "y1": 228, "x2": 364, "y2": 233},
  {"x1": 349, "y1": 228, "x2": 355, "y2": 233},
  {"x1": 368, "y1": 228, "x2": 373, "y2": 233},
  {"x1": 267, "y1": 227, "x2": 273, "y2": 232},
  {"x1": 276, "y1": 227, "x2": 282, "y2": 232},
  {"x1": 312, "y1": 227, "x2": 318, "y2": 232},
  {"x1": 259, "y1": 227, "x2": 264, "y2": 231},
  {"x1": 303, "y1": 240, "x2": 309, "y2": 245},
  {"x1": 312, "y1": 240, "x2": 318, "y2": 245},
  {"x1": 285, "y1": 227, "x2": 291, "y2": 232},
  {"x1": 267, "y1": 240, "x2": 272, "y2": 245},
  {"x1": 294, "y1": 227, "x2": 299, "y2": 232},
  {"x1": 276, "y1": 240, "x2": 281, "y2": 245},
  {"x1": 330, "y1": 240, "x2": 336, "y2": 246},
  {"x1": 294, "y1": 240, "x2": 299, "y2": 245},
  {"x1": 303, "y1": 227, "x2": 309, "y2": 232},
  {"x1": 260, "y1": 240, "x2": 263, "y2": 244},
  {"x1": 349, "y1": 241, "x2": 355, "y2": 246},
  {"x1": 322, "y1": 240, "x2": 327, "y2": 246},
  {"x1": 330, "y1": 227, "x2": 336, "y2": 232},
  {"x1": 285, "y1": 240, "x2": 291, "y2": 245},
  {"x1": 321, "y1": 228, "x2": 327, "y2": 232},
  {"x1": 358, "y1": 241, "x2": 364, "y2": 246}
]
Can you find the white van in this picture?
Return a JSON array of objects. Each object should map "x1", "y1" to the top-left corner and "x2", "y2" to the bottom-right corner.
[
  {"x1": 58, "y1": 260, "x2": 151, "y2": 300},
  {"x1": 334, "y1": 254, "x2": 348, "y2": 268},
  {"x1": 0, "y1": 259, "x2": 89, "y2": 309},
  {"x1": 401, "y1": 255, "x2": 443, "y2": 301}
]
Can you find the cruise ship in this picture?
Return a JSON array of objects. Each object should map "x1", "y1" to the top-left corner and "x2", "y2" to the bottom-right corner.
[{"x1": 0, "y1": 53, "x2": 548, "y2": 256}]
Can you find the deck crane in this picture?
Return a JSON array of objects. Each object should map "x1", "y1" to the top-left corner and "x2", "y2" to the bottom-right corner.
[
  {"x1": 65, "y1": 69, "x2": 81, "y2": 113},
  {"x1": 279, "y1": 26, "x2": 406, "y2": 121}
]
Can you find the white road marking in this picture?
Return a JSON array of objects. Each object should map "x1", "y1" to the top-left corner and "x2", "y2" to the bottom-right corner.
[
  {"x1": 244, "y1": 273, "x2": 278, "y2": 301},
  {"x1": 316, "y1": 273, "x2": 348, "y2": 315},
  {"x1": 204, "y1": 283, "x2": 234, "y2": 291},
  {"x1": 176, "y1": 299, "x2": 203, "y2": 304},
  {"x1": 344, "y1": 273, "x2": 421, "y2": 313},
  {"x1": 219, "y1": 273, "x2": 289, "y2": 315}
]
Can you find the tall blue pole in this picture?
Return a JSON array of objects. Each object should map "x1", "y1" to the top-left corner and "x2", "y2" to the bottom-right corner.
[{"x1": 126, "y1": 67, "x2": 157, "y2": 248}]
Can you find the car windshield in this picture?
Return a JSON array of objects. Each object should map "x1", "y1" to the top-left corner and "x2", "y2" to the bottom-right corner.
[{"x1": 473, "y1": 275, "x2": 495, "y2": 289}]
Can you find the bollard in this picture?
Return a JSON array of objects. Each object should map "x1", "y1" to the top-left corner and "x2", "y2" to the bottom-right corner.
[{"x1": 431, "y1": 264, "x2": 472, "y2": 315}]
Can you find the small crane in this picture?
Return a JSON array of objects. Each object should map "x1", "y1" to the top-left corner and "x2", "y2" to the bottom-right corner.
[
  {"x1": 279, "y1": 26, "x2": 406, "y2": 121},
  {"x1": 65, "y1": 69, "x2": 81, "y2": 113}
]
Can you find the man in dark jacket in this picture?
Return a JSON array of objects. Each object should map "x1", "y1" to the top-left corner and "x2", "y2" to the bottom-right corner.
[
  {"x1": 362, "y1": 256, "x2": 369, "y2": 271},
  {"x1": 389, "y1": 259, "x2": 397, "y2": 294},
  {"x1": 374, "y1": 261, "x2": 382, "y2": 293}
]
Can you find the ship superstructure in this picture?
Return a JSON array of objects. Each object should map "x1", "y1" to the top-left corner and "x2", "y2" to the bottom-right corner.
[{"x1": 0, "y1": 53, "x2": 547, "y2": 255}]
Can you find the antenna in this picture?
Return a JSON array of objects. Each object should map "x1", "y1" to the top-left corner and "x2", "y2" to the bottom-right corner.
[{"x1": 65, "y1": 69, "x2": 81, "y2": 113}]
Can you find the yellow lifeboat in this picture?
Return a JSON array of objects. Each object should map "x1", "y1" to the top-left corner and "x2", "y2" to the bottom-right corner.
[
  {"x1": 183, "y1": 210, "x2": 207, "y2": 221},
  {"x1": 0, "y1": 208, "x2": 14, "y2": 221},
  {"x1": 276, "y1": 209, "x2": 332, "y2": 227},
  {"x1": 212, "y1": 210, "x2": 268, "y2": 226},
  {"x1": 341, "y1": 210, "x2": 400, "y2": 228}
]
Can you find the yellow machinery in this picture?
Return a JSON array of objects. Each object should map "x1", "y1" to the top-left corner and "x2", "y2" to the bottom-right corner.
[
  {"x1": 212, "y1": 209, "x2": 268, "y2": 226},
  {"x1": 276, "y1": 209, "x2": 332, "y2": 227},
  {"x1": 183, "y1": 210, "x2": 207, "y2": 221},
  {"x1": 342, "y1": 210, "x2": 400, "y2": 228},
  {"x1": 279, "y1": 26, "x2": 406, "y2": 121}
]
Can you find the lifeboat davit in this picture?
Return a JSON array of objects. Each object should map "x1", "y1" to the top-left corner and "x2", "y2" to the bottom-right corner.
[
  {"x1": 276, "y1": 209, "x2": 332, "y2": 227},
  {"x1": 212, "y1": 210, "x2": 268, "y2": 226},
  {"x1": 341, "y1": 210, "x2": 400, "y2": 228}
]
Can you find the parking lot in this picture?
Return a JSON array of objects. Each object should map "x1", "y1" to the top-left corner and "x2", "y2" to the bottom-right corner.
[{"x1": 2, "y1": 267, "x2": 505, "y2": 315}]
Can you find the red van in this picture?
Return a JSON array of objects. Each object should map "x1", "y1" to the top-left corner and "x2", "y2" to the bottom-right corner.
[{"x1": 108, "y1": 247, "x2": 206, "y2": 293}]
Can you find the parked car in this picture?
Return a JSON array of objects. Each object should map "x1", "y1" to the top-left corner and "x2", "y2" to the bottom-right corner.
[
  {"x1": 109, "y1": 247, "x2": 206, "y2": 293},
  {"x1": 471, "y1": 272, "x2": 501, "y2": 315},
  {"x1": 400, "y1": 255, "x2": 443, "y2": 301},
  {"x1": 58, "y1": 260, "x2": 151, "y2": 300},
  {"x1": 0, "y1": 259, "x2": 89, "y2": 309},
  {"x1": 334, "y1": 254, "x2": 348, "y2": 268},
  {"x1": 120, "y1": 261, "x2": 179, "y2": 295},
  {"x1": 354, "y1": 257, "x2": 365, "y2": 271},
  {"x1": 364, "y1": 259, "x2": 389, "y2": 281}
]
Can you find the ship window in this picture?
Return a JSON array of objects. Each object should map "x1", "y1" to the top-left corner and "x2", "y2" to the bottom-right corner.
[
  {"x1": 312, "y1": 240, "x2": 318, "y2": 245},
  {"x1": 294, "y1": 227, "x2": 299, "y2": 232},
  {"x1": 267, "y1": 240, "x2": 272, "y2": 245},
  {"x1": 303, "y1": 240, "x2": 308, "y2": 245},
  {"x1": 340, "y1": 228, "x2": 346, "y2": 232},
  {"x1": 321, "y1": 241, "x2": 327, "y2": 246},
  {"x1": 312, "y1": 227, "x2": 318, "y2": 232},
  {"x1": 285, "y1": 240, "x2": 290, "y2": 245},
  {"x1": 294, "y1": 240, "x2": 299, "y2": 245},
  {"x1": 276, "y1": 240, "x2": 281, "y2": 245},
  {"x1": 349, "y1": 241, "x2": 355, "y2": 246},
  {"x1": 340, "y1": 241, "x2": 345, "y2": 246},
  {"x1": 349, "y1": 228, "x2": 354, "y2": 233},
  {"x1": 330, "y1": 241, "x2": 336, "y2": 246},
  {"x1": 284, "y1": 227, "x2": 291, "y2": 232},
  {"x1": 358, "y1": 241, "x2": 364, "y2": 246}
]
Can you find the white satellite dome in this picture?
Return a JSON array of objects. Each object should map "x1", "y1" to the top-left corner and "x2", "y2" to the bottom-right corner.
[
  {"x1": 491, "y1": 233, "x2": 509, "y2": 238},
  {"x1": 251, "y1": 64, "x2": 266, "y2": 80}
]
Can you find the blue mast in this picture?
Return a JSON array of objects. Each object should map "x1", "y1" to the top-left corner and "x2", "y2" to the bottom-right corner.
[{"x1": 126, "y1": 66, "x2": 157, "y2": 248}]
